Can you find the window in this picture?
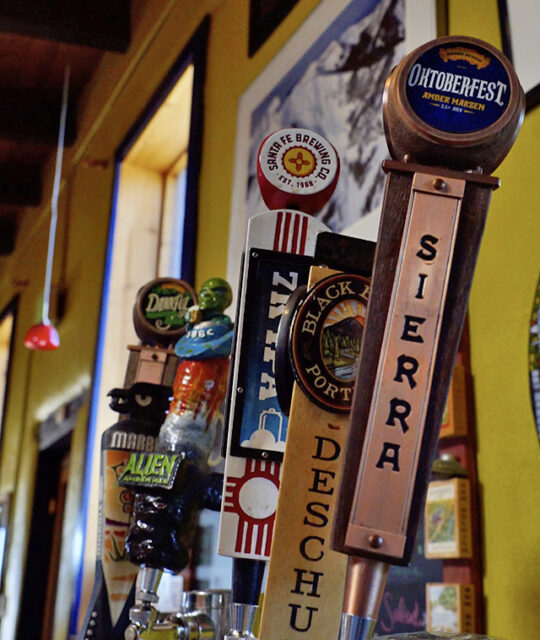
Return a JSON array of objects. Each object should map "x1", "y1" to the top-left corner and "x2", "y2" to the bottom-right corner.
[
  {"x1": 0, "y1": 298, "x2": 16, "y2": 450},
  {"x1": 73, "y1": 20, "x2": 208, "y2": 632}
]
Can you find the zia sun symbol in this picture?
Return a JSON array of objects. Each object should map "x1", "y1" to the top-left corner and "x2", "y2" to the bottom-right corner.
[
  {"x1": 223, "y1": 458, "x2": 280, "y2": 557},
  {"x1": 283, "y1": 146, "x2": 316, "y2": 178}
]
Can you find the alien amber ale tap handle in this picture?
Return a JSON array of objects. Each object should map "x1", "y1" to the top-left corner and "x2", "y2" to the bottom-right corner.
[
  {"x1": 120, "y1": 278, "x2": 234, "y2": 638},
  {"x1": 77, "y1": 278, "x2": 194, "y2": 640}
]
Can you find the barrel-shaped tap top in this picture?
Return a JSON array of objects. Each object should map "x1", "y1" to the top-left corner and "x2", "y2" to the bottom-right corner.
[
  {"x1": 383, "y1": 35, "x2": 525, "y2": 174},
  {"x1": 257, "y1": 127, "x2": 340, "y2": 214}
]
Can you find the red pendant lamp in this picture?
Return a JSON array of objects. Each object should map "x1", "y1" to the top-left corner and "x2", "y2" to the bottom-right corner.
[{"x1": 24, "y1": 67, "x2": 70, "y2": 351}]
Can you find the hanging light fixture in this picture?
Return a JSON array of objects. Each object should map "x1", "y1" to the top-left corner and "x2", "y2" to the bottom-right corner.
[{"x1": 24, "y1": 66, "x2": 70, "y2": 351}]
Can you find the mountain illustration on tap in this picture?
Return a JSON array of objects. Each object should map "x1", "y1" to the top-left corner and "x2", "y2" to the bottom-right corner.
[{"x1": 322, "y1": 306, "x2": 366, "y2": 383}]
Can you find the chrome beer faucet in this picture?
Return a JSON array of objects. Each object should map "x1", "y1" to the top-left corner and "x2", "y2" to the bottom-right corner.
[{"x1": 125, "y1": 572, "x2": 229, "y2": 640}]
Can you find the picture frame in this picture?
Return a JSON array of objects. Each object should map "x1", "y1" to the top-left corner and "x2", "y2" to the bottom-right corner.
[
  {"x1": 227, "y1": 0, "x2": 437, "y2": 290},
  {"x1": 426, "y1": 582, "x2": 475, "y2": 633},
  {"x1": 425, "y1": 478, "x2": 473, "y2": 560},
  {"x1": 498, "y1": 0, "x2": 540, "y2": 111},
  {"x1": 439, "y1": 363, "x2": 468, "y2": 439},
  {"x1": 249, "y1": 0, "x2": 300, "y2": 57}
]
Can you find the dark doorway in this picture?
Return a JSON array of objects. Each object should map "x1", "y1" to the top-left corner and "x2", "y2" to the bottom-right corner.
[{"x1": 16, "y1": 434, "x2": 71, "y2": 640}]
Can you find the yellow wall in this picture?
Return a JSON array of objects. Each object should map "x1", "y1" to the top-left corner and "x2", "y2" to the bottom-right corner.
[
  {"x1": 0, "y1": 2, "x2": 322, "y2": 638},
  {"x1": 449, "y1": 2, "x2": 540, "y2": 639},
  {"x1": 0, "y1": 1, "x2": 538, "y2": 639}
]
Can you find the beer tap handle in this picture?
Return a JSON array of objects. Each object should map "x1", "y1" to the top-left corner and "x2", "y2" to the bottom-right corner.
[
  {"x1": 77, "y1": 278, "x2": 194, "y2": 640},
  {"x1": 332, "y1": 35, "x2": 524, "y2": 640},
  {"x1": 218, "y1": 128, "x2": 339, "y2": 639},
  {"x1": 224, "y1": 559, "x2": 265, "y2": 639},
  {"x1": 337, "y1": 558, "x2": 388, "y2": 640}
]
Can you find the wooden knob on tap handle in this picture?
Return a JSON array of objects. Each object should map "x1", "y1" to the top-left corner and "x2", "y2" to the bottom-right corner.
[{"x1": 382, "y1": 35, "x2": 525, "y2": 174}]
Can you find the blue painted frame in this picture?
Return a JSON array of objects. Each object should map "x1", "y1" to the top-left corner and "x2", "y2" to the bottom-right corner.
[
  {"x1": 0, "y1": 296, "x2": 17, "y2": 459},
  {"x1": 70, "y1": 17, "x2": 209, "y2": 633}
]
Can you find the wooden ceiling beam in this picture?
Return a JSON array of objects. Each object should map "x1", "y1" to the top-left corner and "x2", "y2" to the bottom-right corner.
[
  {"x1": 0, "y1": 89, "x2": 77, "y2": 146},
  {"x1": 0, "y1": 0, "x2": 131, "y2": 52},
  {"x1": 0, "y1": 163, "x2": 41, "y2": 207}
]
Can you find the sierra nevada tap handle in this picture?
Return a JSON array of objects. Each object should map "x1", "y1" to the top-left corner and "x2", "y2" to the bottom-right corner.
[{"x1": 331, "y1": 35, "x2": 524, "y2": 640}]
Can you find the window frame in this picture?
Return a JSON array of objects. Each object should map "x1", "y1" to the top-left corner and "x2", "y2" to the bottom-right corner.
[
  {"x1": 0, "y1": 296, "x2": 18, "y2": 457},
  {"x1": 71, "y1": 18, "x2": 210, "y2": 634}
]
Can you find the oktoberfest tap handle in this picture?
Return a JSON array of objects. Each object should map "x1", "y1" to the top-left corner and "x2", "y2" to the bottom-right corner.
[
  {"x1": 331, "y1": 36, "x2": 524, "y2": 640},
  {"x1": 218, "y1": 128, "x2": 338, "y2": 639}
]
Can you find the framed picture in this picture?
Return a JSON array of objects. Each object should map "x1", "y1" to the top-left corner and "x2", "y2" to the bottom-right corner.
[
  {"x1": 425, "y1": 478, "x2": 473, "y2": 560},
  {"x1": 227, "y1": 0, "x2": 437, "y2": 289},
  {"x1": 249, "y1": 0, "x2": 300, "y2": 56},
  {"x1": 426, "y1": 583, "x2": 475, "y2": 633},
  {"x1": 439, "y1": 364, "x2": 468, "y2": 439},
  {"x1": 498, "y1": 0, "x2": 540, "y2": 111}
]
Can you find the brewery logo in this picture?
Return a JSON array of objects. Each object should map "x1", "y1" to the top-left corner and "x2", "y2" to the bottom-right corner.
[
  {"x1": 222, "y1": 458, "x2": 280, "y2": 557},
  {"x1": 134, "y1": 278, "x2": 196, "y2": 344},
  {"x1": 118, "y1": 452, "x2": 181, "y2": 490},
  {"x1": 282, "y1": 146, "x2": 317, "y2": 178},
  {"x1": 406, "y1": 41, "x2": 511, "y2": 134},
  {"x1": 291, "y1": 273, "x2": 370, "y2": 413},
  {"x1": 439, "y1": 46, "x2": 490, "y2": 69},
  {"x1": 258, "y1": 128, "x2": 338, "y2": 196},
  {"x1": 141, "y1": 281, "x2": 193, "y2": 330}
]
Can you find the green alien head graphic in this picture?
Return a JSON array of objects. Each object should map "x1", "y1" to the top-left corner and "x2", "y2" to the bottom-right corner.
[{"x1": 198, "y1": 277, "x2": 233, "y2": 315}]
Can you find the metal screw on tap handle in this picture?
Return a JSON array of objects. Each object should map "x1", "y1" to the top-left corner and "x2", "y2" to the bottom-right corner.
[
  {"x1": 125, "y1": 604, "x2": 154, "y2": 639},
  {"x1": 124, "y1": 623, "x2": 140, "y2": 640}
]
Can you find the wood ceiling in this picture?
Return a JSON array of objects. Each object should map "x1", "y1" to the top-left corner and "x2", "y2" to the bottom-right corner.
[{"x1": 0, "y1": 1, "x2": 131, "y2": 255}]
